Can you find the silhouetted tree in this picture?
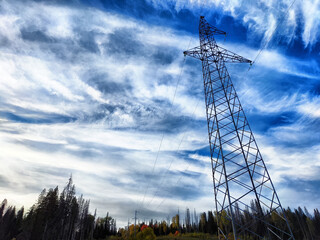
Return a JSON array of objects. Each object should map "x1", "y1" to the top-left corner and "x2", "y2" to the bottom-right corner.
[{"x1": 2, "y1": 177, "x2": 320, "y2": 240}]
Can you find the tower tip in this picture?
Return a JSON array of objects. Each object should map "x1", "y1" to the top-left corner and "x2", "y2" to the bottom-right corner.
[{"x1": 200, "y1": 16, "x2": 204, "y2": 19}]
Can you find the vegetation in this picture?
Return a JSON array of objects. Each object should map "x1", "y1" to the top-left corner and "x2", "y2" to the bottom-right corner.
[
  {"x1": 0, "y1": 177, "x2": 116, "y2": 240},
  {"x1": 1, "y1": 178, "x2": 320, "y2": 240},
  {"x1": 156, "y1": 233, "x2": 218, "y2": 240}
]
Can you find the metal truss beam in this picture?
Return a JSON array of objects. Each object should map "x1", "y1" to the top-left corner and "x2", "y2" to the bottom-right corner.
[{"x1": 184, "y1": 16, "x2": 295, "y2": 240}]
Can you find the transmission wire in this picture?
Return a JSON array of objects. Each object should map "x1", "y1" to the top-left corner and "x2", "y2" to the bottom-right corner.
[
  {"x1": 138, "y1": 1, "x2": 207, "y2": 211},
  {"x1": 155, "y1": 136, "x2": 209, "y2": 210},
  {"x1": 145, "y1": 99, "x2": 202, "y2": 207},
  {"x1": 248, "y1": 0, "x2": 297, "y2": 71},
  {"x1": 137, "y1": 36, "x2": 194, "y2": 212},
  {"x1": 145, "y1": 0, "x2": 208, "y2": 210},
  {"x1": 145, "y1": 0, "x2": 297, "y2": 220}
]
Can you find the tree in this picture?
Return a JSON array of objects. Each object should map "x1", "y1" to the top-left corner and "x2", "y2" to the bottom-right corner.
[
  {"x1": 136, "y1": 227, "x2": 156, "y2": 240},
  {"x1": 185, "y1": 208, "x2": 191, "y2": 233},
  {"x1": 171, "y1": 214, "x2": 179, "y2": 233},
  {"x1": 0, "y1": 205, "x2": 16, "y2": 240},
  {"x1": 58, "y1": 176, "x2": 78, "y2": 240},
  {"x1": 313, "y1": 208, "x2": 320, "y2": 237},
  {"x1": 93, "y1": 212, "x2": 117, "y2": 239},
  {"x1": 159, "y1": 220, "x2": 168, "y2": 235},
  {"x1": 206, "y1": 211, "x2": 217, "y2": 234},
  {"x1": 199, "y1": 212, "x2": 207, "y2": 233},
  {"x1": 218, "y1": 210, "x2": 232, "y2": 236}
]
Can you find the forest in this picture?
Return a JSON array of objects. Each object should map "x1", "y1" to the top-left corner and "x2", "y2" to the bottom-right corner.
[{"x1": 0, "y1": 178, "x2": 319, "y2": 240}]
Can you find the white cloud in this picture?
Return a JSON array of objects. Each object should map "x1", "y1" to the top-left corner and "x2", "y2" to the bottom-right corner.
[
  {"x1": 301, "y1": 0, "x2": 320, "y2": 47},
  {"x1": 148, "y1": 0, "x2": 320, "y2": 47},
  {"x1": 258, "y1": 138, "x2": 320, "y2": 183},
  {"x1": 0, "y1": 15, "x2": 21, "y2": 43},
  {"x1": 239, "y1": 84, "x2": 299, "y2": 113},
  {"x1": 0, "y1": 0, "x2": 319, "y2": 228},
  {"x1": 0, "y1": 0, "x2": 210, "y2": 225},
  {"x1": 297, "y1": 95, "x2": 320, "y2": 118}
]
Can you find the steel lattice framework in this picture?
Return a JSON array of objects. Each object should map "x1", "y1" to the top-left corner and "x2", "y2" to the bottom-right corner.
[{"x1": 184, "y1": 16, "x2": 295, "y2": 240}]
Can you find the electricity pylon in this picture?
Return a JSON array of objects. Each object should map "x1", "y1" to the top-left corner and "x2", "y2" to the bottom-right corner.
[{"x1": 184, "y1": 16, "x2": 295, "y2": 240}]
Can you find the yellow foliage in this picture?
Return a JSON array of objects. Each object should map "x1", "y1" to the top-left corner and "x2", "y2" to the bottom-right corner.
[{"x1": 136, "y1": 227, "x2": 156, "y2": 240}]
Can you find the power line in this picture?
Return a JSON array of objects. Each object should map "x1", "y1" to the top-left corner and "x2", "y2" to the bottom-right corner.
[
  {"x1": 183, "y1": 15, "x2": 295, "y2": 239},
  {"x1": 139, "y1": 0, "x2": 298, "y2": 226},
  {"x1": 141, "y1": 1, "x2": 225, "y2": 212},
  {"x1": 139, "y1": 1, "x2": 211, "y2": 211},
  {"x1": 155, "y1": 136, "x2": 209, "y2": 210},
  {"x1": 248, "y1": 0, "x2": 297, "y2": 71},
  {"x1": 138, "y1": 3, "x2": 211, "y2": 210},
  {"x1": 137, "y1": 36, "x2": 194, "y2": 211},
  {"x1": 145, "y1": 99, "x2": 202, "y2": 207}
]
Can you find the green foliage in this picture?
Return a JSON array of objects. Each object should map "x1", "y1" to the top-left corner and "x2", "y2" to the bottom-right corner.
[
  {"x1": 0, "y1": 177, "x2": 115, "y2": 240},
  {"x1": 156, "y1": 232, "x2": 218, "y2": 239},
  {"x1": 136, "y1": 227, "x2": 156, "y2": 240},
  {"x1": 108, "y1": 236, "x2": 123, "y2": 240},
  {"x1": 171, "y1": 214, "x2": 180, "y2": 232},
  {"x1": 2, "y1": 177, "x2": 320, "y2": 240},
  {"x1": 93, "y1": 213, "x2": 117, "y2": 239}
]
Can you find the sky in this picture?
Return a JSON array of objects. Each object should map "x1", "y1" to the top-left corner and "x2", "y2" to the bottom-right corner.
[{"x1": 0, "y1": 0, "x2": 320, "y2": 227}]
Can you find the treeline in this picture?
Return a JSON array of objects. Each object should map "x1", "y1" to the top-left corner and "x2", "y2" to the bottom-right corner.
[
  {"x1": 117, "y1": 203, "x2": 320, "y2": 240},
  {"x1": 1, "y1": 178, "x2": 320, "y2": 240},
  {"x1": 0, "y1": 177, "x2": 116, "y2": 240}
]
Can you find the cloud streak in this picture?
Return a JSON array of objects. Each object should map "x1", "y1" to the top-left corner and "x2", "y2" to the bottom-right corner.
[
  {"x1": 0, "y1": 0, "x2": 319, "y2": 227},
  {"x1": 147, "y1": 0, "x2": 320, "y2": 48}
]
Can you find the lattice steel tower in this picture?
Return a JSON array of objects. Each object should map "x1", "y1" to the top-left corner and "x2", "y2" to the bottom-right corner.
[{"x1": 184, "y1": 16, "x2": 294, "y2": 240}]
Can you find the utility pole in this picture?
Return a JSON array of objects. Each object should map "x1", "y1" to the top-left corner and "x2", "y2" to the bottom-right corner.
[
  {"x1": 133, "y1": 210, "x2": 137, "y2": 239},
  {"x1": 194, "y1": 209, "x2": 198, "y2": 232},
  {"x1": 184, "y1": 16, "x2": 295, "y2": 240},
  {"x1": 178, "y1": 208, "x2": 180, "y2": 232},
  {"x1": 91, "y1": 209, "x2": 96, "y2": 240},
  {"x1": 127, "y1": 219, "x2": 130, "y2": 239}
]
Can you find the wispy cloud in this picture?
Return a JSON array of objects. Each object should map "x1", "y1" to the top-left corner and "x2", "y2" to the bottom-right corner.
[
  {"x1": 297, "y1": 95, "x2": 320, "y2": 118},
  {"x1": 0, "y1": 0, "x2": 319, "y2": 227},
  {"x1": 147, "y1": 0, "x2": 320, "y2": 48}
]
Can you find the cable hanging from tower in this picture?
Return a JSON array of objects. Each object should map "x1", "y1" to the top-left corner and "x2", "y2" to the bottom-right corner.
[
  {"x1": 248, "y1": 0, "x2": 297, "y2": 71},
  {"x1": 137, "y1": 0, "x2": 210, "y2": 212},
  {"x1": 136, "y1": 35, "x2": 194, "y2": 212}
]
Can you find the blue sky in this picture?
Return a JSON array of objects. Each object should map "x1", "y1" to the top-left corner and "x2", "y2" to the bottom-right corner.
[{"x1": 0, "y1": 0, "x2": 319, "y2": 227}]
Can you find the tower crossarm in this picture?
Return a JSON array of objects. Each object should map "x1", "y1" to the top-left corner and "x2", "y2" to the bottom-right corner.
[
  {"x1": 183, "y1": 46, "x2": 202, "y2": 60},
  {"x1": 184, "y1": 45, "x2": 252, "y2": 64},
  {"x1": 184, "y1": 16, "x2": 295, "y2": 240},
  {"x1": 213, "y1": 46, "x2": 252, "y2": 63}
]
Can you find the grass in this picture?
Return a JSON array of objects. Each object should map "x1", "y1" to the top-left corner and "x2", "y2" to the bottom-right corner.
[{"x1": 156, "y1": 233, "x2": 219, "y2": 240}]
